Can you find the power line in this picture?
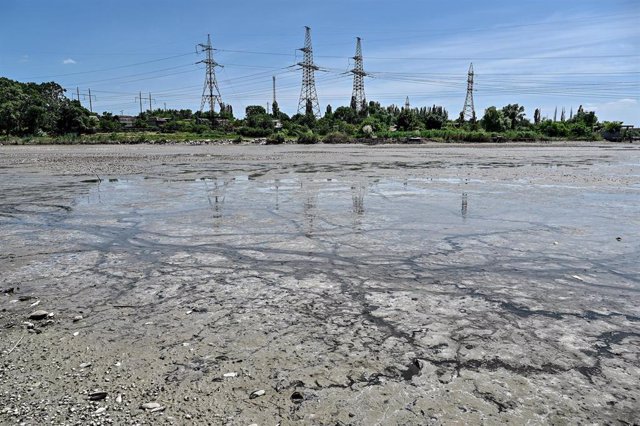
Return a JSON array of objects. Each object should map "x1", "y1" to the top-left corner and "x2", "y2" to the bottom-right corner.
[{"x1": 21, "y1": 53, "x2": 196, "y2": 80}]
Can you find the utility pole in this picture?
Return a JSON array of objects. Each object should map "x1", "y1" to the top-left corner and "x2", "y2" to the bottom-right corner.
[
  {"x1": 136, "y1": 92, "x2": 155, "y2": 114},
  {"x1": 136, "y1": 92, "x2": 143, "y2": 115},
  {"x1": 76, "y1": 87, "x2": 80, "y2": 102},
  {"x1": 297, "y1": 26, "x2": 320, "y2": 117},
  {"x1": 79, "y1": 89, "x2": 96, "y2": 113},
  {"x1": 272, "y1": 75, "x2": 276, "y2": 106},
  {"x1": 461, "y1": 63, "x2": 476, "y2": 121},
  {"x1": 350, "y1": 37, "x2": 368, "y2": 113},
  {"x1": 196, "y1": 34, "x2": 223, "y2": 122}
]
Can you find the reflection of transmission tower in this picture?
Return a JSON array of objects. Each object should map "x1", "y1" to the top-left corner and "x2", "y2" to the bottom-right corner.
[
  {"x1": 297, "y1": 26, "x2": 320, "y2": 117},
  {"x1": 461, "y1": 63, "x2": 475, "y2": 121},
  {"x1": 196, "y1": 34, "x2": 223, "y2": 117},
  {"x1": 350, "y1": 37, "x2": 368, "y2": 113}
]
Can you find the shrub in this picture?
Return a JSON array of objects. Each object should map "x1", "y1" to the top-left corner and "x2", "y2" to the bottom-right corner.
[
  {"x1": 297, "y1": 131, "x2": 318, "y2": 144},
  {"x1": 323, "y1": 131, "x2": 351, "y2": 144},
  {"x1": 238, "y1": 126, "x2": 273, "y2": 137},
  {"x1": 266, "y1": 132, "x2": 285, "y2": 145}
]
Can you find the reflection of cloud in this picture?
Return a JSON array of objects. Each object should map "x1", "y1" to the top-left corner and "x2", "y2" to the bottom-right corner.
[{"x1": 63, "y1": 58, "x2": 76, "y2": 65}]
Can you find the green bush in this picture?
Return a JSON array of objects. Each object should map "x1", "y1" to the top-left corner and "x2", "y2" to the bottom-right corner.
[
  {"x1": 266, "y1": 132, "x2": 285, "y2": 145},
  {"x1": 238, "y1": 126, "x2": 273, "y2": 137},
  {"x1": 297, "y1": 131, "x2": 318, "y2": 144},
  {"x1": 323, "y1": 131, "x2": 351, "y2": 144}
]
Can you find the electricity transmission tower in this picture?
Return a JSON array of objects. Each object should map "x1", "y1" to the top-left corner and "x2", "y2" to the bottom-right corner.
[
  {"x1": 461, "y1": 63, "x2": 476, "y2": 121},
  {"x1": 350, "y1": 37, "x2": 368, "y2": 113},
  {"x1": 297, "y1": 26, "x2": 320, "y2": 117},
  {"x1": 196, "y1": 34, "x2": 223, "y2": 118}
]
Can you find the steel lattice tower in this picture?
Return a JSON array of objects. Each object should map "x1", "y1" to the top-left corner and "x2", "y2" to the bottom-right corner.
[
  {"x1": 196, "y1": 34, "x2": 223, "y2": 116},
  {"x1": 462, "y1": 63, "x2": 476, "y2": 121},
  {"x1": 297, "y1": 26, "x2": 320, "y2": 117},
  {"x1": 350, "y1": 37, "x2": 367, "y2": 113}
]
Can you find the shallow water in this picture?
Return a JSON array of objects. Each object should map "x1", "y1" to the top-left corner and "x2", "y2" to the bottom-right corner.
[{"x1": 1, "y1": 145, "x2": 639, "y2": 424}]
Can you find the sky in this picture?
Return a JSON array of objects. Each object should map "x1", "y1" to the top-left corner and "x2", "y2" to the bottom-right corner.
[{"x1": 1, "y1": 0, "x2": 639, "y2": 124}]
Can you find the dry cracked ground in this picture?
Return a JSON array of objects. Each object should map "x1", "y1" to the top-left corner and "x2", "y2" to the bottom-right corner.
[{"x1": 0, "y1": 143, "x2": 639, "y2": 425}]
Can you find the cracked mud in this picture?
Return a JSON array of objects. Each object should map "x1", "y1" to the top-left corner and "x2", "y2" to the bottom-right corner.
[{"x1": 0, "y1": 144, "x2": 639, "y2": 425}]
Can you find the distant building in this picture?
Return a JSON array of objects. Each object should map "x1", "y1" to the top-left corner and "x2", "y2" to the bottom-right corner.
[{"x1": 117, "y1": 115, "x2": 135, "y2": 129}]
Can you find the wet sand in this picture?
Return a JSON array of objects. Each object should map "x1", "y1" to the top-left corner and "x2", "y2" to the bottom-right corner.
[{"x1": 0, "y1": 143, "x2": 639, "y2": 425}]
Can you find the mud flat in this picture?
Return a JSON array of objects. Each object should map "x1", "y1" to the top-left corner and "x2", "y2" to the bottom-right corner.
[{"x1": 0, "y1": 143, "x2": 639, "y2": 425}]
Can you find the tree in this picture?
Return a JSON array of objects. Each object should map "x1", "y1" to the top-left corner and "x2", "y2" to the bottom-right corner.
[
  {"x1": 481, "y1": 106, "x2": 508, "y2": 132},
  {"x1": 396, "y1": 108, "x2": 420, "y2": 131},
  {"x1": 245, "y1": 105, "x2": 266, "y2": 118},
  {"x1": 501, "y1": 104, "x2": 525, "y2": 129},
  {"x1": 423, "y1": 105, "x2": 448, "y2": 130},
  {"x1": 534, "y1": 108, "x2": 541, "y2": 124},
  {"x1": 333, "y1": 106, "x2": 357, "y2": 124},
  {"x1": 272, "y1": 101, "x2": 280, "y2": 118}
]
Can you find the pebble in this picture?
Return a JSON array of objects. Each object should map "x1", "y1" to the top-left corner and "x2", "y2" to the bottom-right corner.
[
  {"x1": 28, "y1": 310, "x2": 49, "y2": 320},
  {"x1": 88, "y1": 391, "x2": 108, "y2": 401},
  {"x1": 95, "y1": 406, "x2": 106, "y2": 414},
  {"x1": 30, "y1": 300, "x2": 40, "y2": 307},
  {"x1": 140, "y1": 402, "x2": 161, "y2": 410},
  {"x1": 223, "y1": 372, "x2": 237, "y2": 378},
  {"x1": 249, "y1": 389, "x2": 265, "y2": 399},
  {"x1": 115, "y1": 394, "x2": 122, "y2": 404},
  {"x1": 79, "y1": 362, "x2": 92, "y2": 369},
  {"x1": 73, "y1": 315, "x2": 83, "y2": 322},
  {"x1": 73, "y1": 331, "x2": 80, "y2": 336},
  {"x1": 23, "y1": 321, "x2": 35, "y2": 329}
]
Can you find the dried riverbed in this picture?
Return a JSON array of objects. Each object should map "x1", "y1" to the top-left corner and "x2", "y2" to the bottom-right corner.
[{"x1": 0, "y1": 143, "x2": 639, "y2": 425}]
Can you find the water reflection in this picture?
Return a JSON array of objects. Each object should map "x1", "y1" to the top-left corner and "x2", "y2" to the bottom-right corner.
[
  {"x1": 351, "y1": 184, "x2": 366, "y2": 216},
  {"x1": 203, "y1": 178, "x2": 230, "y2": 224},
  {"x1": 302, "y1": 182, "x2": 317, "y2": 237},
  {"x1": 461, "y1": 192, "x2": 468, "y2": 219}
]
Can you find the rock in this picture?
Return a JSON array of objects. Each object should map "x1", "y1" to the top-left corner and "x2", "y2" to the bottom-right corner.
[
  {"x1": 140, "y1": 402, "x2": 161, "y2": 410},
  {"x1": 223, "y1": 372, "x2": 237, "y2": 378},
  {"x1": 73, "y1": 331, "x2": 80, "y2": 336},
  {"x1": 79, "y1": 362, "x2": 92, "y2": 369},
  {"x1": 115, "y1": 394, "x2": 122, "y2": 404},
  {"x1": 23, "y1": 322, "x2": 34, "y2": 329},
  {"x1": 30, "y1": 300, "x2": 40, "y2": 307},
  {"x1": 88, "y1": 391, "x2": 107, "y2": 401},
  {"x1": 616, "y1": 237, "x2": 622, "y2": 241},
  {"x1": 73, "y1": 315, "x2": 83, "y2": 322},
  {"x1": 1, "y1": 287, "x2": 14, "y2": 294},
  {"x1": 18, "y1": 296, "x2": 33, "y2": 301},
  {"x1": 249, "y1": 389, "x2": 265, "y2": 399},
  {"x1": 95, "y1": 407, "x2": 106, "y2": 414},
  {"x1": 28, "y1": 310, "x2": 49, "y2": 320}
]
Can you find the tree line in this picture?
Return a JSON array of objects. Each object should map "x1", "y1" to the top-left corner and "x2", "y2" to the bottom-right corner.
[{"x1": 0, "y1": 77, "x2": 622, "y2": 142}]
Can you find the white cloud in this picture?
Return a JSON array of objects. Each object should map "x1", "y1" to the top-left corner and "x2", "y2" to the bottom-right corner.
[
  {"x1": 62, "y1": 58, "x2": 76, "y2": 65},
  {"x1": 587, "y1": 99, "x2": 639, "y2": 125}
]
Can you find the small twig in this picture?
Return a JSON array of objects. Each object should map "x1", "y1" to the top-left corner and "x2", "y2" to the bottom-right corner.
[{"x1": 6, "y1": 335, "x2": 25, "y2": 355}]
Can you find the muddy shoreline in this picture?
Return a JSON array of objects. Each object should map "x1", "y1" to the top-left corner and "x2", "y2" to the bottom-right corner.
[{"x1": 1, "y1": 144, "x2": 639, "y2": 425}]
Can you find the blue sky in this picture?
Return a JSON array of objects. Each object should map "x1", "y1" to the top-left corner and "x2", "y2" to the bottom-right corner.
[{"x1": 1, "y1": 0, "x2": 639, "y2": 124}]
